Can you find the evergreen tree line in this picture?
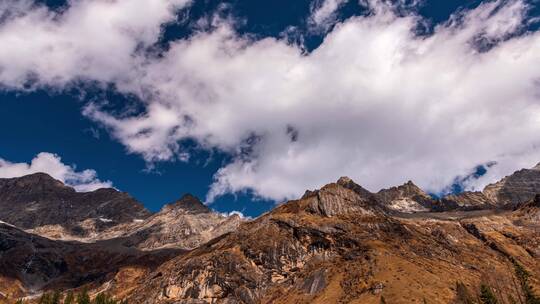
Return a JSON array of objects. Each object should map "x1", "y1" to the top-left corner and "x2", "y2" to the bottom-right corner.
[
  {"x1": 456, "y1": 278, "x2": 540, "y2": 304},
  {"x1": 15, "y1": 290, "x2": 126, "y2": 304},
  {"x1": 512, "y1": 259, "x2": 540, "y2": 304}
]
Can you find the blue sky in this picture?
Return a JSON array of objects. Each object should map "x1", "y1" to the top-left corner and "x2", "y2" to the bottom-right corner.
[
  {"x1": 1, "y1": 0, "x2": 540, "y2": 217},
  {"x1": 0, "y1": 89, "x2": 272, "y2": 215}
]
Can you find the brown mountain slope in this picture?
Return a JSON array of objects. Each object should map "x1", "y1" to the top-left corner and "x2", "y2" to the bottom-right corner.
[
  {"x1": 2, "y1": 173, "x2": 540, "y2": 303},
  {"x1": 0, "y1": 222, "x2": 182, "y2": 302},
  {"x1": 124, "y1": 178, "x2": 540, "y2": 304},
  {"x1": 0, "y1": 195, "x2": 242, "y2": 302}
]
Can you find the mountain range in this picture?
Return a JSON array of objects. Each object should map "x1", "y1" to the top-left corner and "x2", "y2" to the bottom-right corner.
[{"x1": 0, "y1": 165, "x2": 539, "y2": 303}]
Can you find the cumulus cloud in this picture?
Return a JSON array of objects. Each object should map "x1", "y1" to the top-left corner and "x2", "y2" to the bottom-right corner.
[
  {"x1": 0, "y1": 0, "x2": 191, "y2": 88},
  {"x1": 0, "y1": 152, "x2": 113, "y2": 191},
  {"x1": 2, "y1": 0, "x2": 540, "y2": 202}
]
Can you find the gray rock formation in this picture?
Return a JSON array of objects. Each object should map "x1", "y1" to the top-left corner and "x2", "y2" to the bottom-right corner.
[
  {"x1": 438, "y1": 163, "x2": 540, "y2": 210},
  {"x1": 440, "y1": 191, "x2": 497, "y2": 211},
  {"x1": 97, "y1": 194, "x2": 243, "y2": 250},
  {"x1": 483, "y1": 163, "x2": 540, "y2": 207}
]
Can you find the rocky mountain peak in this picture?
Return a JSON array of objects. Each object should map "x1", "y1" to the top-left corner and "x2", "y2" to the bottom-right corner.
[
  {"x1": 161, "y1": 194, "x2": 211, "y2": 214},
  {"x1": 2, "y1": 171, "x2": 540, "y2": 303},
  {"x1": 335, "y1": 176, "x2": 375, "y2": 200},
  {"x1": 398, "y1": 181, "x2": 429, "y2": 196},
  {"x1": 336, "y1": 176, "x2": 353, "y2": 185},
  {"x1": 482, "y1": 163, "x2": 540, "y2": 207},
  {"x1": 283, "y1": 179, "x2": 383, "y2": 218},
  {"x1": 376, "y1": 181, "x2": 434, "y2": 213},
  {"x1": 14, "y1": 172, "x2": 58, "y2": 182},
  {"x1": 0, "y1": 173, "x2": 151, "y2": 233},
  {"x1": 0, "y1": 172, "x2": 73, "y2": 192}
]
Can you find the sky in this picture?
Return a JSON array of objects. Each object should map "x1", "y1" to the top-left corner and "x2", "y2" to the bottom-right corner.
[{"x1": 1, "y1": 0, "x2": 540, "y2": 217}]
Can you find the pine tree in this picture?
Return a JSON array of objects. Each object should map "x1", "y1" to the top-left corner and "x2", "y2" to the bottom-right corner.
[
  {"x1": 76, "y1": 290, "x2": 90, "y2": 304},
  {"x1": 64, "y1": 291, "x2": 74, "y2": 304},
  {"x1": 512, "y1": 260, "x2": 540, "y2": 304},
  {"x1": 93, "y1": 292, "x2": 121, "y2": 304},
  {"x1": 39, "y1": 292, "x2": 52, "y2": 304},
  {"x1": 480, "y1": 284, "x2": 499, "y2": 304},
  {"x1": 51, "y1": 291, "x2": 61, "y2": 304},
  {"x1": 455, "y1": 281, "x2": 476, "y2": 304}
]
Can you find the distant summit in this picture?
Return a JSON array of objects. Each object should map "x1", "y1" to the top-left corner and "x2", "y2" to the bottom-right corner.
[
  {"x1": 0, "y1": 172, "x2": 150, "y2": 234},
  {"x1": 376, "y1": 180, "x2": 434, "y2": 213},
  {"x1": 161, "y1": 194, "x2": 211, "y2": 214},
  {"x1": 301, "y1": 165, "x2": 540, "y2": 214},
  {"x1": 483, "y1": 165, "x2": 540, "y2": 207}
]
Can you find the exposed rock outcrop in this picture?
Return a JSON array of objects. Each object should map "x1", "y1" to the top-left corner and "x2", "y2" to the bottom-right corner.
[
  {"x1": 483, "y1": 163, "x2": 540, "y2": 207},
  {"x1": 96, "y1": 194, "x2": 243, "y2": 250},
  {"x1": 437, "y1": 163, "x2": 540, "y2": 211},
  {"x1": 439, "y1": 191, "x2": 497, "y2": 211},
  {"x1": 376, "y1": 181, "x2": 435, "y2": 213}
]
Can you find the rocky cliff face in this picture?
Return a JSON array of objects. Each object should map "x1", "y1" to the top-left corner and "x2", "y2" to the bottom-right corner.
[
  {"x1": 437, "y1": 163, "x2": 540, "y2": 211},
  {"x1": 94, "y1": 194, "x2": 243, "y2": 250},
  {"x1": 388, "y1": 163, "x2": 540, "y2": 212},
  {"x1": 125, "y1": 178, "x2": 540, "y2": 304},
  {"x1": 376, "y1": 181, "x2": 435, "y2": 213},
  {"x1": 483, "y1": 163, "x2": 540, "y2": 207},
  {"x1": 0, "y1": 173, "x2": 151, "y2": 236},
  {"x1": 439, "y1": 191, "x2": 497, "y2": 210}
]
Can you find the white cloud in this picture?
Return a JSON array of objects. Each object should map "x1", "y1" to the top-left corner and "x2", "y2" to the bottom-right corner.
[
  {"x1": 0, "y1": 0, "x2": 191, "y2": 88},
  {"x1": 0, "y1": 152, "x2": 113, "y2": 191},
  {"x1": 220, "y1": 210, "x2": 251, "y2": 219},
  {"x1": 2, "y1": 0, "x2": 540, "y2": 203},
  {"x1": 309, "y1": 0, "x2": 349, "y2": 31}
]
